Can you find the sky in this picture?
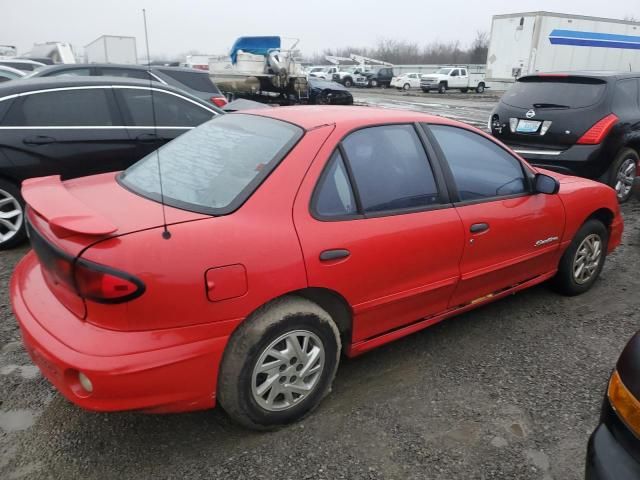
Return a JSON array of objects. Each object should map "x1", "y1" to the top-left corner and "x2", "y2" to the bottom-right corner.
[{"x1": 3, "y1": 0, "x2": 639, "y2": 60}]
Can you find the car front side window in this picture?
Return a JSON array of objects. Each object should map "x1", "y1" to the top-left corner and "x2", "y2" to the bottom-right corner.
[{"x1": 428, "y1": 124, "x2": 528, "y2": 202}]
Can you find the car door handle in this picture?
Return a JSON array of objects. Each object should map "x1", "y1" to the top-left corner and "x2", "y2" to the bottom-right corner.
[
  {"x1": 135, "y1": 133, "x2": 159, "y2": 143},
  {"x1": 23, "y1": 135, "x2": 56, "y2": 145},
  {"x1": 470, "y1": 223, "x2": 489, "y2": 233},
  {"x1": 319, "y1": 249, "x2": 350, "y2": 261}
]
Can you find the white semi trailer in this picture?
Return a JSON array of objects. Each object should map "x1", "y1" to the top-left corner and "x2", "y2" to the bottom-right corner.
[
  {"x1": 486, "y1": 11, "x2": 640, "y2": 83},
  {"x1": 85, "y1": 35, "x2": 138, "y2": 64}
]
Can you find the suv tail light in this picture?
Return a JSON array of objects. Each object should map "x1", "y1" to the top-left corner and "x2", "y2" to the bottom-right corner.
[
  {"x1": 74, "y1": 259, "x2": 145, "y2": 304},
  {"x1": 577, "y1": 114, "x2": 618, "y2": 145},
  {"x1": 211, "y1": 96, "x2": 227, "y2": 107}
]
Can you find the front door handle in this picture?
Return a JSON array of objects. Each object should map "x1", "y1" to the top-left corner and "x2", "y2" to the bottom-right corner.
[
  {"x1": 470, "y1": 223, "x2": 489, "y2": 233},
  {"x1": 319, "y1": 249, "x2": 350, "y2": 262},
  {"x1": 23, "y1": 135, "x2": 56, "y2": 145}
]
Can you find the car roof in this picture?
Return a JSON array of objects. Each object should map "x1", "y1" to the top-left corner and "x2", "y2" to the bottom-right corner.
[
  {"x1": 0, "y1": 65, "x2": 25, "y2": 76},
  {"x1": 32, "y1": 63, "x2": 209, "y2": 75},
  {"x1": 241, "y1": 105, "x2": 459, "y2": 131},
  {"x1": 520, "y1": 71, "x2": 640, "y2": 81},
  {"x1": 0, "y1": 58, "x2": 44, "y2": 66},
  {"x1": 0, "y1": 76, "x2": 217, "y2": 108}
]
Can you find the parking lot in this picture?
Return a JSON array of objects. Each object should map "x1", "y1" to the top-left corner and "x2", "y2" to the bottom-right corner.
[{"x1": 0, "y1": 88, "x2": 638, "y2": 480}]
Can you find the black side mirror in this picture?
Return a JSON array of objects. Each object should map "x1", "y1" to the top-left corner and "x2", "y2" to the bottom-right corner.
[{"x1": 534, "y1": 173, "x2": 560, "y2": 194}]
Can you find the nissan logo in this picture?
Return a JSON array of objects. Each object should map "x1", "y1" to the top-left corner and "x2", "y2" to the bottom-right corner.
[{"x1": 525, "y1": 109, "x2": 536, "y2": 119}]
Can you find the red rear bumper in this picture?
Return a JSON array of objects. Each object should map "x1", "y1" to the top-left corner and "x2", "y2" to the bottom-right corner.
[{"x1": 10, "y1": 251, "x2": 229, "y2": 413}]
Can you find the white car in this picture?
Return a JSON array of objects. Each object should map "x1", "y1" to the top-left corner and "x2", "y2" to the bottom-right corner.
[
  {"x1": 391, "y1": 72, "x2": 421, "y2": 90},
  {"x1": 0, "y1": 65, "x2": 25, "y2": 83},
  {"x1": 307, "y1": 66, "x2": 339, "y2": 80}
]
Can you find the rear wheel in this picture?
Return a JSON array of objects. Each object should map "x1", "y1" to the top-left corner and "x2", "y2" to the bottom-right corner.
[
  {"x1": 551, "y1": 219, "x2": 608, "y2": 296},
  {"x1": 438, "y1": 83, "x2": 447, "y2": 94},
  {"x1": 421, "y1": 88, "x2": 429, "y2": 93},
  {"x1": 607, "y1": 147, "x2": 638, "y2": 203},
  {"x1": 218, "y1": 296, "x2": 341, "y2": 430},
  {"x1": 403, "y1": 83, "x2": 411, "y2": 91},
  {"x1": 476, "y1": 83, "x2": 485, "y2": 93},
  {"x1": 0, "y1": 179, "x2": 26, "y2": 250},
  {"x1": 370, "y1": 79, "x2": 378, "y2": 87},
  {"x1": 343, "y1": 78, "x2": 353, "y2": 88}
]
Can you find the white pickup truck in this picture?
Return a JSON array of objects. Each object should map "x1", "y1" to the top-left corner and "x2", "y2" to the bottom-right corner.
[{"x1": 420, "y1": 67, "x2": 487, "y2": 94}]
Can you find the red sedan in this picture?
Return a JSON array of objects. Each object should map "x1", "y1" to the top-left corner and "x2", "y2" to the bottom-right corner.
[{"x1": 10, "y1": 107, "x2": 623, "y2": 429}]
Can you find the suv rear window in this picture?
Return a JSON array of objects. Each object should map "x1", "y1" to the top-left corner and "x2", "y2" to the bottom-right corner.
[
  {"x1": 119, "y1": 114, "x2": 303, "y2": 214},
  {"x1": 502, "y1": 76, "x2": 607, "y2": 109},
  {"x1": 158, "y1": 69, "x2": 221, "y2": 94}
]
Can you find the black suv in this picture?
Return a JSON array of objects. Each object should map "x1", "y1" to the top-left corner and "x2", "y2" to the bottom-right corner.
[
  {"x1": 27, "y1": 64, "x2": 228, "y2": 107},
  {"x1": 363, "y1": 67, "x2": 394, "y2": 88},
  {"x1": 0, "y1": 77, "x2": 220, "y2": 249},
  {"x1": 490, "y1": 72, "x2": 640, "y2": 202}
]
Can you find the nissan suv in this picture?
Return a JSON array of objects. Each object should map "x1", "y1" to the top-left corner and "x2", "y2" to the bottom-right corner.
[{"x1": 489, "y1": 72, "x2": 640, "y2": 202}]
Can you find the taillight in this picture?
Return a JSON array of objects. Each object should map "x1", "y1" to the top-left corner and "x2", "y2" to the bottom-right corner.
[
  {"x1": 211, "y1": 96, "x2": 227, "y2": 107},
  {"x1": 74, "y1": 259, "x2": 145, "y2": 304},
  {"x1": 577, "y1": 114, "x2": 618, "y2": 145}
]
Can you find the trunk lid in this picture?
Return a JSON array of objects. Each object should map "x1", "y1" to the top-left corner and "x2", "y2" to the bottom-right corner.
[
  {"x1": 492, "y1": 75, "x2": 610, "y2": 149},
  {"x1": 23, "y1": 173, "x2": 208, "y2": 318}
]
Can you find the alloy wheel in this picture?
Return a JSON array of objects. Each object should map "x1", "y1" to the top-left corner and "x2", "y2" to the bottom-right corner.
[
  {"x1": 0, "y1": 188, "x2": 23, "y2": 245},
  {"x1": 615, "y1": 157, "x2": 636, "y2": 201},
  {"x1": 572, "y1": 233, "x2": 602, "y2": 285},
  {"x1": 251, "y1": 330, "x2": 325, "y2": 412}
]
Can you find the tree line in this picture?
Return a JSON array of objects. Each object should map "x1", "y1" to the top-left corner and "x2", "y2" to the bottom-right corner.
[{"x1": 305, "y1": 31, "x2": 489, "y2": 65}]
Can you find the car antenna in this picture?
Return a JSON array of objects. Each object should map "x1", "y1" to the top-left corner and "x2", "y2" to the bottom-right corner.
[{"x1": 143, "y1": 8, "x2": 171, "y2": 240}]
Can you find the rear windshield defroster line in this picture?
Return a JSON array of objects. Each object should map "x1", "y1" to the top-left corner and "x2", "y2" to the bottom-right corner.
[{"x1": 118, "y1": 114, "x2": 304, "y2": 216}]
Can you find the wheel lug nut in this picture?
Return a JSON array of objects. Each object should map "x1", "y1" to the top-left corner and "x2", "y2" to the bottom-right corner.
[
  {"x1": 279, "y1": 365, "x2": 286, "y2": 372},
  {"x1": 296, "y1": 364, "x2": 303, "y2": 371},
  {"x1": 290, "y1": 376, "x2": 297, "y2": 382},
  {"x1": 290, "y1": 357, "x2": 297, "y2": 365},
  {"x1": 279, "y1": 376, "x2": 286, "y2": 383}
]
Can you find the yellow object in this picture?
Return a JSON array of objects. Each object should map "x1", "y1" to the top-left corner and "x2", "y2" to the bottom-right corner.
[{"x1": 608, "y1": 370, "x2": 640, "y2": 436}]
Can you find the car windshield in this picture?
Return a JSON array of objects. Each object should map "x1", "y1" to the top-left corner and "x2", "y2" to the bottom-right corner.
[
  {"x1": 119, "y1": 114, "x2": 303, "y2": 214},
  {"x1": 502, "y1": 76, "x2": 607, "y2": 109},
  {"x1": 435, "y1": 68, "x2": 452, "y2": 75}
]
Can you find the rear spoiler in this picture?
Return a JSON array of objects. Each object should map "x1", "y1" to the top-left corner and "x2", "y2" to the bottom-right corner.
[{"x1": 22, "y1": 176, "x2": 117, "y2": 236}]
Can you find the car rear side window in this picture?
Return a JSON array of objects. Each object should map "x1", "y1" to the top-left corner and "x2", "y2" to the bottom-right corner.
[
  {"x1": 314, "y1": 150, "x2": 357, "y2": 217},
  {"x1": 115, "y1": 88, "x2": 214, "y2": 127},
  {"x1": 119, "y1": 114, "x2": 303, "y2": 214},
  {"x1": 158, "y1": 69, "x2": 222, "y2": 94},
  {"x1": 4, "y1": 88, "x2": 114, "y2": 126},
  {"x1": 429, "y1": 125, "x2": 527, "y2": 202},
  {"x1": 502, "y1": 76, "x2": 607, "y2": 109},
  {"x1": 342, "y1": 125, "x2": 440, "y2": 214},
  {"x1": 612, "y1": 79, "x2": 640, "y2": 113}
]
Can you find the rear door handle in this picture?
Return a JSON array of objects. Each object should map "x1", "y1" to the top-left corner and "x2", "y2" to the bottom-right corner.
[
  {"x1": 470, "y1": 223, "x2": 489, "y2": 233},
  {"x1": 23, "y1": 135, "x2": 56, "y2": 145},
  {"x1": 319, "y1": 249, "x2": 350, "y2": 261},
  {"x1": 135, "y1": 133, "x2": 159, "y2": 143}
]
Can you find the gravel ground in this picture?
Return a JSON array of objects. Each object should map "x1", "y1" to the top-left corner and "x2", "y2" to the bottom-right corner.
[{"x1": 1, "y1": 92, "x2": 640, "y2": 479}]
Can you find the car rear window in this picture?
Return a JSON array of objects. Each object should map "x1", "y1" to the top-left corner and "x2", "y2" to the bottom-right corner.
[
  {"x1": 159, "y1": 69, "x2": 221, "y2": 94},
  {"x1": 119, "y1": 114, "x2": 303, "y2": 214},
  {"x1": 502, "y1": 76, "x2": 607, "y2": 109}
]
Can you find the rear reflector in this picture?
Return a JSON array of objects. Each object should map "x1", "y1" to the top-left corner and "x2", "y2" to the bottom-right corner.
[
  {"x1": 577, "y1": 114, "x2": 618, "y2": 145},
  {"x1": 211, "y1": 96, "x2": 227, "y2": 107}
]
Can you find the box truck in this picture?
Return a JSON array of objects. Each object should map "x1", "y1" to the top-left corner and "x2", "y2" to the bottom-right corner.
[
  {"x1": 486, "y1": 12, "x2": 640, "y2": 82},
  {"x1": 85, "y1": 35, "x2": 137, "y2": 64}
]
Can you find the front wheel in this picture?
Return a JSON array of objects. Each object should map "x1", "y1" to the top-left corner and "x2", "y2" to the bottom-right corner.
[
  {"x1": 476, "y1": 83, "x2": 485, "y2": 94},
  {"x1": 551, "y1": 219, "x2": 608, "y2": 296},
  {"x1": 460, "y1": 88, "x2": 468, "y2": 93},
  {"x1": 343, "y1": 78, "x2": 353, "y2": 88},
  {"x1": 370, "y1": 79, "x2": 378, "y2": 87},
  {"x1": 0, "y1": 179, "x2": 26, "y2": 250},
  {"x1": 438, "y1": 83, "x2": 446, "y2": 94},
  {"x1": 403, "y1": 83, "x2": 411, "y2": 90},
  {"x1": 607, "y1": 147, "x2": 638, "y2": 203},
  {"x1": 217, "y1": 297, "x2": 341, "y2": 430}
]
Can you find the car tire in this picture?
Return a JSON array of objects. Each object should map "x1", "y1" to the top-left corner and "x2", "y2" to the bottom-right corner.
[
  {"x1": 371, "y1": 79, "x2": 378, "y2": 87},
  {"x1": 551, "y1": 219, "x2": 609, "y2": 296},
  {"x1": 344, "y1": 78, "x2": 353, "y2": 88},
  {"x1": 606, "y1": 147, "x2": 638, "y2": 203},
  {"x1": 217, "y1": 296, "x2": 341, "y2": 430},
  {"x1": 460, "y1": 88, "x2": 468, "y2": 93},
  {"x1": 438, "y1": 83, "x2": 447, "y2": 94},
  {"x1": 421, "y1": 88, "x2": 429, "y2": 93},
  {"x1": 476, "y1": 83, "x2": 485, "y2": 94},
  {"x1": 403, "y1": 83, "x2": 411, "y2": 91},
  {"x1": 0, "y1": 179, "x2": 26, "y2": 250}
]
